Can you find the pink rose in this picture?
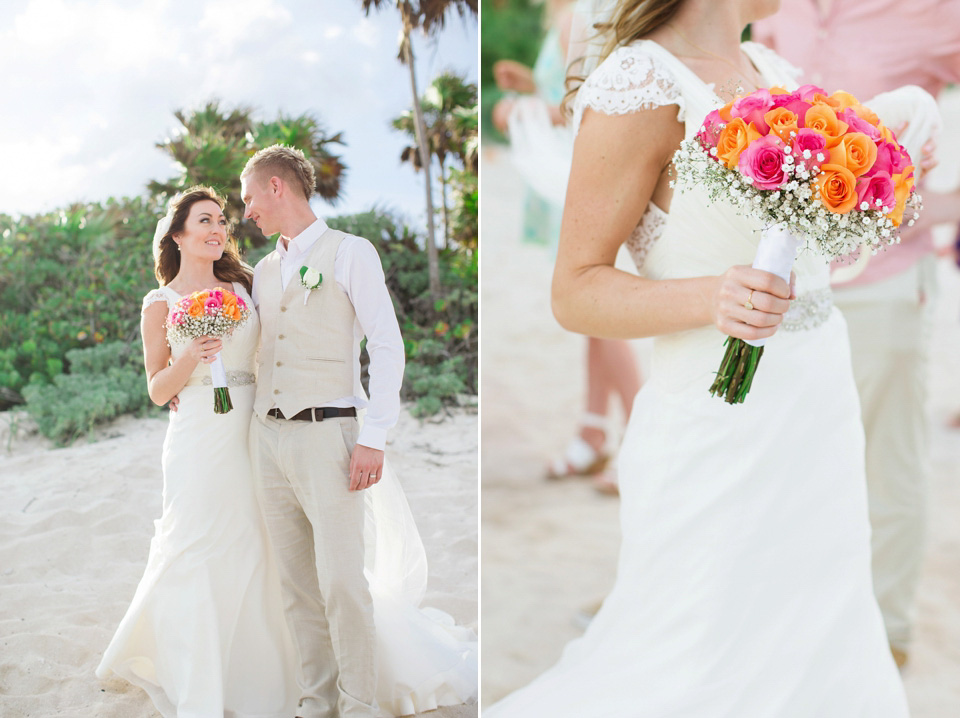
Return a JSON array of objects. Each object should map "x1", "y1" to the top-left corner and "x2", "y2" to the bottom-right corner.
[
  {"x1": 771, "y1": 92, "x2": 812, "y2": 120},
  {"x1": 169, "y1": 311, "x2": 183, "y2": 326},
  {"x1": 737, "y1": 134, "x2": 788, "y2": 190},
  {"x1": 868, "y1": 140, "x2": 910, "y2": 177},
  {"x1": 855, "y1": 171, "x2": 896, "y2": 213},
  {"x1": 696, "y1": 109, "x2": 726, "y2": 151},
  {"x1": 237, "y1": 298, "x2": 248, "y2": 310},
  {"x1": 204, "y1": 297, "x2": 222, "y2": 313},
  {"x1": 795, "y1": 84, "x2": 827, "y2": 102},
  {"x1": 730, "y1": 89, "x2": 774, "y2": 135},
  {"x1": 838, "y1": 109, "x2": 881, "y2": 142},
  {"x1": 790, "y1": 128, "x2": 828, "y2": 173}
]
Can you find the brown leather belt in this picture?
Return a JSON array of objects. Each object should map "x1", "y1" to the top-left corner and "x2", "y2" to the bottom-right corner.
[{"x1": 266, "y1": 407, "x2": 357, "y2": 422}]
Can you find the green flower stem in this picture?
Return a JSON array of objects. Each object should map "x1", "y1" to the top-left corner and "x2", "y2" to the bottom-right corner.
[
  {"x1": 709, "y1": 337, "x2": 765, "y2": 405},
  {"x1": 213, "y1": 387, "x2": 233, "y2": 415}
]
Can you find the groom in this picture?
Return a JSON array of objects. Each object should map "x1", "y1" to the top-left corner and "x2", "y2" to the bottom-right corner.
[{"x1": 243, "y1": 144, "x2": 405, "y2": 718}]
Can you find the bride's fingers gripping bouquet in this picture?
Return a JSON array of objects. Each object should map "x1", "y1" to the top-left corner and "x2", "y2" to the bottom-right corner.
[
  {"x1": 712, "y1": 265, "x2": 794, "y2": 344},
  {"x1": 165, "y1": 287, "x2": 251, "y2": 414},
  {"x1": 674, "y1": 84, "x2": 922, "y2": 403}
]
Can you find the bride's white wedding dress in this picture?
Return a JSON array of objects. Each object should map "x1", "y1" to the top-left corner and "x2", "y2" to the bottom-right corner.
[
  {"x1": 97, "y1": 283, "x2": 298, "y2": 717},
  {"x1": 486, "y1": 41, "x2": 910, "y2": 717},
  {"x1": 99, "y1": 283, "x2": 477, "y2": 717}
]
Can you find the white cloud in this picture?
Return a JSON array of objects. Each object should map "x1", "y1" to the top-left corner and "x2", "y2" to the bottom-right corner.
[{"x1": 351, "y1": 17, "x2": 381, "y2": 48}]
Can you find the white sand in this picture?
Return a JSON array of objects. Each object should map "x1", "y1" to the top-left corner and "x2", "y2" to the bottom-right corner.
[
  {"x1": 0, "y1": 405, "x2": 478, "y2": 718},
  {"x1": 480, "y1": 88, "x2": 960, "y2": 714}
]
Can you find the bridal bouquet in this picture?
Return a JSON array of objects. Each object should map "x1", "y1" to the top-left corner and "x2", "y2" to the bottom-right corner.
[
  {"x1": 166, "y1": 287, "x2": 251, "y2": 414},
  {"x1": 672, "y1": 84, "x2": 921, "y2": 404}
]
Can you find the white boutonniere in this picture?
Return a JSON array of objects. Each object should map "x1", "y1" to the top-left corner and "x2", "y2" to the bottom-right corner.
[{"x1": 299, "y1": 266, "x2": 323, "y2": 305}]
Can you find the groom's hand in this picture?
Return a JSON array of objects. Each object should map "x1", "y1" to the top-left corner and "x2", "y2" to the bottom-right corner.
[{"x1": 349, "y1": 444, "x2": 385, "y2": 491}]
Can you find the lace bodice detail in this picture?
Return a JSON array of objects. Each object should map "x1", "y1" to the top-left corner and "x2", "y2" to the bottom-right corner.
[
  {"x1": 573, "y1": 44, "x2": 686, "y2": 136},
  {"x1": 140, "y1": 284, "x2": 260, "y2": 387},
  {"x1": 625, "y1": 204, "x2": 669, "y2": 276}
]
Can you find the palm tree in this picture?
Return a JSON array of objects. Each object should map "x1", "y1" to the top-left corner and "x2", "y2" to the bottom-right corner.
[
  {"x1": 151, "y1": 101, "x2": 348, "y2": 247},
  {"x1": 359, "y1": 0, "x2": 478, "y2": 297},
  {"x1": 392, "y1": 72, "x2": 477, "y2": 248}
]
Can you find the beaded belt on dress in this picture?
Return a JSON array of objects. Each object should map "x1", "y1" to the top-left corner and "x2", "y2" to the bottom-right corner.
[
  {"x1": 184, "y1": 370, "x2": 255, "y2": 388},
  {"x1": 781, "y1": 288, "x2": 834, "y2": 332}
]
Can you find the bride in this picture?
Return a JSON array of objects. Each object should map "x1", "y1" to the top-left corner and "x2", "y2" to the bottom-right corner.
[
  {"x1": 485, "y1": 0, "x2": 910, "y2": 715},
  {"x1": 97, "y1": 187, "x2": 477, "y2": 717},
  {"x1": 96, "y1": 186, "x2": 298, "y2": 716}
]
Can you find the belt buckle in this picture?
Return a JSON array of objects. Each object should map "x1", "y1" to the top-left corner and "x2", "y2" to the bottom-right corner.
[{"x1": 311, "y1": 407, "x2": 321, "y2": 423}]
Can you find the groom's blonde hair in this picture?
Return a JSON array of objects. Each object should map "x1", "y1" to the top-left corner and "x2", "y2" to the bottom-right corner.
[{"x1": 242, "y1": 145, "x2": 316, "y2": 201}]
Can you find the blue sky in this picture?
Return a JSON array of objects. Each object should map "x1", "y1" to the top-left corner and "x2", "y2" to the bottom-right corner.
[{"x1": 0, "y1": 0, "x2": 477, "y2": 226}]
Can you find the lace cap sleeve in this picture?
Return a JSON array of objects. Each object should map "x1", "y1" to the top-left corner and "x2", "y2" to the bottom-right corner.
[
  {"x1": 572, "y1": 44, "x2": 686, "y2": 135},
  {"x1": 142, "y1": 288, "x2": 173, "y2": 315}
]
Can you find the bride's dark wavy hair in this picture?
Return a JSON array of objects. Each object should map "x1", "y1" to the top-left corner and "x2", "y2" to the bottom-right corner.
[
  {"x1": 563, "y1": 0, "x2": 685, "y2": 112},
  {"x1": 154, "y1": 186, "x2": 253, "y2": 294}
]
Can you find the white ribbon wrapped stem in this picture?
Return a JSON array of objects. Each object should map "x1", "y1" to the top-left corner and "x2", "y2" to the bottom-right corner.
[
  {"x1": 210, "y1": 352, "x2": 228, "y2": 388},
  {"x1": 745, "y1": 224, "x2": 805, "y2": 348}
]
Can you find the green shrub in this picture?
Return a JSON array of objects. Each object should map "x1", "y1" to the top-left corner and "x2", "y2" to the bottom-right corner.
[
  {"x1": 22, "y1": 341, "x2": 155, "y2": 446},
  {"x1": 0, "y1": 198, "x2": 160, "y2": 407}
]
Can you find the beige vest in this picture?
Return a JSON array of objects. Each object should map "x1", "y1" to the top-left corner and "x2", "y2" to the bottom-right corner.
[{"x1": 253, "y1": 228, "x2": 357, "y2": 419}]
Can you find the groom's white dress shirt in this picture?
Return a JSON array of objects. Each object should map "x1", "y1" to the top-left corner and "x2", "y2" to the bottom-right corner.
[{"x1": 252, "y1": 218, "x2": 404, "y2": 451}]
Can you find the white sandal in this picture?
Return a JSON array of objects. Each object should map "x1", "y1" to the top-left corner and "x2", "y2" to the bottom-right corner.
[{"x1": 545, "y1": 413, "x2": 610, "y2": 479}]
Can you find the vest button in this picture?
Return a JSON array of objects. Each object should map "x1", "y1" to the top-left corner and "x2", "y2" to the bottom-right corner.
[
  {"x1": 278, "y1": 334, "x2": 285, "y2": 340},
  {"x1": 273, "y1": 389, "x2": 280, "y2": 395},
  {"x1": 276, "y1": 361, "x2": 282, "y2": 367},
  {"x1": 280, "y1": 306, "x2": 287, "y2": 312}
]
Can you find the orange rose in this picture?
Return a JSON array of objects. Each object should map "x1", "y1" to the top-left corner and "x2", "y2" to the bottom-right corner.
[
  {"x1": 225, "y1": 304, "x2": 242, "y2": 321},
  {"x1": 887, "y1": 167, "x2": 916, "y2": 226},
  {"x1": 187, "y1": 299, "x2": 205, "y2": 317},
  {"x1": 764, "y1": 107, "x2": 799, "y2": 143},
  {"x1": 715, "y1": 117, "x2": 761, "y2": 169},
  {"x1": 769, "y1": 85, "x2": 791, "y2": 95},
  {"x1": 851, "y1": 104, "x2": 880, "y2": 126},
  {"x1": 827, "y1": 132, "x2": 878, "y2": 178},
  {"x1": 828, "y1": 90, "x2": 859, "y2": 111},
  {"x1": 816, "y1": 163, "x2": 859, "y2": 214},
  {"x1": 221, "y1": 291, "x2": 238, "y2": 310},
  {"x1": 803, "y1": 103, "x2": 849, "y2": 147},
  {"x1": 717, "y1": 100, "x2": 735, "y2": 123}
]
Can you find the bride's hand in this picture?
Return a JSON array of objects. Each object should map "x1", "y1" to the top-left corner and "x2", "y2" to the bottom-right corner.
[
  {"x1": 186, "y1": 335, "x2": 223, "y2": 364},
  {"x1": 712, "y1": 266, "x2": 795, "y2": 342}
]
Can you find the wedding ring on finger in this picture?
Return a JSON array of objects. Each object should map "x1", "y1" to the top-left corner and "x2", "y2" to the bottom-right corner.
[{"x1": 744, "y1": 290, "x2": 755, "y2": 311}]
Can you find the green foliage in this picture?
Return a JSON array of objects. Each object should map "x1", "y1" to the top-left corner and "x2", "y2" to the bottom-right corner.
[
  {"x1": 150, "y1": 100, "x2": 347, "y2": 249},
  {"x1": 448, "y1": 167, "x2": 478, "y2": 249},
  {"x1": 0, "y1": 197, "x2": 160, "y2": 407},
  {"x1": 22, "y1": 341, "x2": 155, "y2": 446},
  {"x1": 480, "y1": 0, "x2": 545, "y2": 142}
]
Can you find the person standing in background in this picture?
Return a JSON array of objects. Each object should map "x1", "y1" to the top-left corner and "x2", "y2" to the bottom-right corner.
[
  {"x1": 493, "y1": 0, "x2": 642, "y2": 496},
  {"x1": 753, "y1": 0, "x2": 960, "y2": 668}
]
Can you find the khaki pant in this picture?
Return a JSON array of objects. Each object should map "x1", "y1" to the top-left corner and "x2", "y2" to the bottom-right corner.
[
  {"x1": 834, "y1": 258, "x2": 935, "y2": 653},
  {"x1": 250, "y1": 414, "x2": 377, "y2": 718}
]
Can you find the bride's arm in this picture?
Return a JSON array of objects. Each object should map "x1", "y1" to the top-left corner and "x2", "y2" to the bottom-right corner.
[
  {"x1": 552, "y1": 106, "x2": 793, "y2": 341},
  {"x1": 141, "y1": 302, "x2": 221, "y2": 406}
]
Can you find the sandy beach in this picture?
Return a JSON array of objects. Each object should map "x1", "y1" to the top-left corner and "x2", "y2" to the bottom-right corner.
[
  {"x1": 480, "y1": 87, "x2": 960, "y2": 714},
  {"x1": 0, "y1": 405, "x2": 478, "y2": 718}
]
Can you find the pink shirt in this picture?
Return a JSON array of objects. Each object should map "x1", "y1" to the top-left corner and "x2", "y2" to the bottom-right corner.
[{"x1": 753, "y1": 0, "x2": 960, "y2": 287}]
